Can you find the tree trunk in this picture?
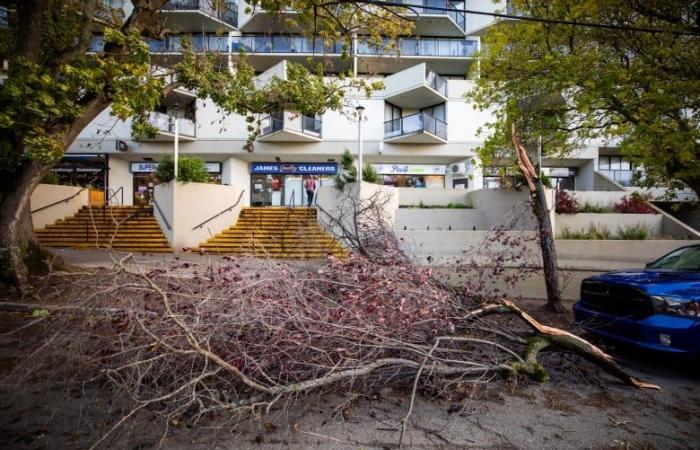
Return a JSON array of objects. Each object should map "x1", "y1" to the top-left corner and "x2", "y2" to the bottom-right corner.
[
  {"x1": 0, "y1": 159, "x2": 49, "y2": 292},
  {"x1": 511, "y1": 126, "x2": 563, "y2": 312},
  {"x1": 530, "y1": 180, "x2": 563, "y2": 312}
]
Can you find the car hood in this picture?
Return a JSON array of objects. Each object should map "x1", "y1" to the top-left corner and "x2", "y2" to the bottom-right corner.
[{"x1": 588, "y1": 270, "x2": 700, "y2": 301}]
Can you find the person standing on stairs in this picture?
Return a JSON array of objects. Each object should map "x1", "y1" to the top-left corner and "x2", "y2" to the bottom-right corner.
[{"x1": 305, "y1": 175, "x2": 317, "y2": 207}]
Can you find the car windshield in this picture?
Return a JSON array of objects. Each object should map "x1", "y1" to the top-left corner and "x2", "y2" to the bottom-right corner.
[{"x1": 647, "y1": 246, "x2": 700, "y2": 271}]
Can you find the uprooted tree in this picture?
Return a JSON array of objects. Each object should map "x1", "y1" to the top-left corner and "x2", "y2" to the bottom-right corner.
[
  {"x1": 0, "y1": 188, "x2": 658, "y2": 449},
  {"x1": 0, "y1": 0, "x2": 421, "y2": 291}
]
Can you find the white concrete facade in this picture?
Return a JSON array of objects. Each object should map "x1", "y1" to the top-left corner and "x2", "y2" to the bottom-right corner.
[{"x1": 56, "y1": 1, "x2": 692, "y2": 212}]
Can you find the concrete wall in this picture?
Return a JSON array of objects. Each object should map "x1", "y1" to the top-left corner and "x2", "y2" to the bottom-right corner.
[
  {"x1": 316, "y1": 182, "x2": 399, "y2": 241},
  {"x1": 154, "y1": 181, "x2": 246, "y2": 250},
  {"x1": 383, "y1": 63, "x2": 426, "y2": 98},
  {"x1": 556, "y1": 213, "x2": 663, "y2": 237},
  {"x1": 397, "y1": 187, "x2": 469, "y2": 206},
  {"x1": 396, "y1": 209, "x2": 485, "y2": 230},
  {"x1": 568, "y1": 190, "x2": 627, "y2": 208},
  {"x1": 221, "y1": 156, "x2": 251, "y2": 208},
  {"x1": 108, "y1": 156, "x2": 134, "y2": 206},
  {"x1": 466, "y1": 188, "x2": 552, "y2": 230},
  {"x1": 397, "y1": 229, "x2": 700, "y2": 271},
  {"x1": 593, "y1": 171, "x2": 625, "y2": 191},
  {"x1": 30, "y1": 184, "x2": 88, "y2": 229},
  {"x1": 153, "y1": 182, "x2": 174, "y2": 244}
]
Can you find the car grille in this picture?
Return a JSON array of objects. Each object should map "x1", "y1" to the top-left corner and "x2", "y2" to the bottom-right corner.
[{"x1": 580, "y1": 280, "x2": 654, "y2": 319}]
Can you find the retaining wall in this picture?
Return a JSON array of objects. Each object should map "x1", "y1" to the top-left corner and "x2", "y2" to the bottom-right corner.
[{"x1": 31, "y1": 184, "x2": 88, "y2": 229}]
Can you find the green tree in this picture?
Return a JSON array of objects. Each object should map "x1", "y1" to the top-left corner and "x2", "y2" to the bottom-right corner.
[
  {"x1": 155, "y1": 155, "x2": 210, "y2": 183},
  {"x1": 334, "y1": 148, "x2": 379, "y2": 191},
  {"x1": 467, "y1": 0, "x2": 700, "y2": 311},
  {"x1": 0, "y1": 0, "x2": 413, "y2": 290},
  {"x1": 469, "y1": 0, "x2": 700, "y2": 194}
]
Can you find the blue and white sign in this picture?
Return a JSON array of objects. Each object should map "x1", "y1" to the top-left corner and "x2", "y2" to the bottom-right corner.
[
  {"x1": 251, "y1": 162, "x2": 338, "y2": 175},
  {"x1": 131, "y1": 161, "x2": 221, "y2": 173}
]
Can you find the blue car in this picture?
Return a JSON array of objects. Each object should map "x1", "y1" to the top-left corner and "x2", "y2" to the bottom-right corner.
[{"x1": 573, "y1": 244, "x2": 700, "y2": 360}]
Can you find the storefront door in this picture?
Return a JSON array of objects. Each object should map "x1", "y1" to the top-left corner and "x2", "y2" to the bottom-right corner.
[
  {"x1": 251, "y1": 174, "x2": 285, "y2": 206},
  {"x1": 133, "y1": 173, "x2": 154, "y2": 206}
]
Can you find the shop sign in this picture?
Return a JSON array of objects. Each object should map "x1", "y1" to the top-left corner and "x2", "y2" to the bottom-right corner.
[
  {"x1": 131, "y1": 161, "x2": 221, "y2": 173},
  {"x1": 372, "y1": 164, "x2": 446, "y2": 175},
  {"x1": 544, "y1": 167, "x2": 576, "y2": 177},
  {"x1": 250, "y1": 162, "x2": 338, "y2": 175}
]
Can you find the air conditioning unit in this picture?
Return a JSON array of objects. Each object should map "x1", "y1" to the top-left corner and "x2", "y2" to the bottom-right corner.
[{"x1": 449, "y1": 162, "x2": 469, "y2": 176}]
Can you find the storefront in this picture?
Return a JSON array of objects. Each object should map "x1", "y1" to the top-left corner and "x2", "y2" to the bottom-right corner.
[
  {"x1": 130, "y1": 161, "x2": 222, "y2": 206},
  {"x1": 50, "y1": 154, "x2": 108, "y2": 188},
  {"x1": 373, "y1": 164, "x2": 446, "y2": 188},
  {"x1": 250, "y1": 162, "x2": 338, "y2": 206}
]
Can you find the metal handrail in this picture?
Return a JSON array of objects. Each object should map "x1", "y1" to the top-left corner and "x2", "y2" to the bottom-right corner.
[
  {"x1": 107, "y1": 187, "x2": 124, "y2": 206},
  {"x1": 153, "y1": 199, "x2": 171, "y2": 230},
  {"x1": 192, "y1": 189, "x2": 246, "y2": 230},
  {"x1": 30, "y1": 186, "x2": 88, "y2": 214}
]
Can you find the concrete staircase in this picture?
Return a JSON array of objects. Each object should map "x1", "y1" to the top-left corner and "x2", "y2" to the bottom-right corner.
[
  {"x1": 35, "y1": 206, "x2": 171, "y2": 252},
  {"x1": 198, "y1": 207, "x2": 346, "y2": 258}
]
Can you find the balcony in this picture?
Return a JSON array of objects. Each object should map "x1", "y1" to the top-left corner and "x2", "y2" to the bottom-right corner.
[
  {"x1": 89, "y1": 35, "x2": 229, "y2": 54},
  {"x1": 393, "y1": 0, "x2": 466, "y2": 37},
  {"x1": 160, "y1": 0, "x2": 238, "y2": 31},
  {"x1": 232, "y1": 35, "x2": 348, "y2": 72},
  {"x1": 138, "y1": 112, "x2": 197, "y2": 142},
  {"x1": 383, "y1": 63, "x2": 447, "y2": 109},
  {"x1": 356, "y1": 37, "x2": 478, "y2": 75},
  {"x1": 258, "y1": 111, "x2": 322, "y2": 142},
  {"x1": 239, "y1": 8, "x2": 298, "y2": 33},
  {"x1": 384, "y1": 112, "x2": 447, "y2": 144}
]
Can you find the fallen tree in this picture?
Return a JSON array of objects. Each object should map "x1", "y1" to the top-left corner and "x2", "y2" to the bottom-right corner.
[{"x1": 0, "y1": 191, "x2": 659, "y2": 449}]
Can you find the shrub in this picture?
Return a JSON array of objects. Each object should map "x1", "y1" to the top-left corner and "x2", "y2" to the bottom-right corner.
[
  {"x1": 155, "y1": 155, "x2": 210, "y2": 183},
  {"x1": 559, "y1": 224, "x2": 613, "y2": 239},
  {"x1": 334, "y1": 149, "x2": 379, "y2": 190},
  {"x1": 555, "y1": 190, "x2": 579, "y2": 214},
  {"x1": 617, "y1": 224, "x2": 651, "y2": 240},
  {"x1": 579, "y1": 202, "x2": 613, "y2": 213},
  {"x1": 614, "y1": 193, "x2": 655, "y2": 214},
  {"x1": 40, "y1": 172, "x2": 61, "y2": 185}
]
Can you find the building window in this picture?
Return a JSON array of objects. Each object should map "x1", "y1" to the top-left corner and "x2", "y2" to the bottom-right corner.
[{"x1": 598, "y1": 156, "x2": 640, "y2": 187}]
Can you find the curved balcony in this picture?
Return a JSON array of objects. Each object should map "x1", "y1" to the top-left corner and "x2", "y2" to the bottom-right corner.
[
  {"x1": 160, "y1": 0, "x2": 238, "y2": 31},
  {"x1": 384, "y1": 112, "x2": 447, "y2": 144}
]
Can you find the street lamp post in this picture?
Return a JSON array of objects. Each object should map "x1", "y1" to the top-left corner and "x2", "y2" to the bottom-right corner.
[{"x1": 356, "y1": 104, "x2": 365, "y2": 183}]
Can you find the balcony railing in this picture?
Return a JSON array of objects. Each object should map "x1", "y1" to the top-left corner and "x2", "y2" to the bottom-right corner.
[
  {"x1": 260, "y1": 111, "x2": 284, "y2": 136},
  {"x1": 260, "y1": 112, "x2": 323, "y2": 137},
  {"x1": 357, "y1": 37, "x2": 477, "y2": 57},
  {"x1": 232, "y1": 36, "x2": 344, "y2": 54},
  {"x1": 393, "y1": 0, "x2": 466, "y2": 30},
  {"x1": 302, "y1": 115, "x2": 322, "y2": 135},
  {"x1": 90, "y1": 35, "x2": 229, "y2": 53},
  {"x1": 425, "y1": 68, "x2": 447, "y2": 96},
  {"x1": 384, "y1": 112, "x2": 446, "y2": 140},
  {"x1": 599, "y1": 170, "x2": 644, "y2": 187},
  {"x1": 148, "y1": 112, "x2": 196, "y2": 137},
  {"x1": 161, "y1": 0, "x2": 238, "y2": 27}
]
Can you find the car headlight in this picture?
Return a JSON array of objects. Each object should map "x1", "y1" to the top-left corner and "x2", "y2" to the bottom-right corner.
[{"x1": 652, "y1": 296, "x2": 700, "y2": 317}]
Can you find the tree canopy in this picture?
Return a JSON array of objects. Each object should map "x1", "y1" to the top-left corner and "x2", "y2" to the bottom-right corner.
[
  {"x1": 468, "y1": 0, "x2": 700, "y2": 195},
  {"x1": 0, "y1": 0, "x2": 413, "y2": 288}
]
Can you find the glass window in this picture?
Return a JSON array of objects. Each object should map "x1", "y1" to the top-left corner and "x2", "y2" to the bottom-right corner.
[
  {"x1": 609, "y1": 156, "x2": 621, "y2": 170},
  {"x1": 598, "y1": 156, "x2": 610, "y2": 170},
  {"x1": 384, "y1": 103, "x2": 401, "y2": 122},
  {"x1": 620, "y1": 159, "x2": 631, "y2": 171}
]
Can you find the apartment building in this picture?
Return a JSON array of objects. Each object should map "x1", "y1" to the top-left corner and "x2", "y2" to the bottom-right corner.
[{"x1": 58, "y1": 0, "x2": 667, "y2": 208}]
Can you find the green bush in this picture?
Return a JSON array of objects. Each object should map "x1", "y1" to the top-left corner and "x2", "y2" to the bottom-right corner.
[
  {"x1": 334, "y1": 149, "x2": 379, "y2": 190},
  {"x1": 40, "y1": 172, "x2": 61, "y2": 185},
  {"x1": 155, "y1": 155, "x2": 210, "y2": 183},
  {"x1": 579, "y1": 202, "x2": 613, "y2": 213},
  {"x1": 617, "y1": 224, "x2": 650, "y2": 240},
  {"x1": 559, "y1": 223, "x2": 651, "y2": 240}
]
